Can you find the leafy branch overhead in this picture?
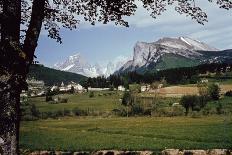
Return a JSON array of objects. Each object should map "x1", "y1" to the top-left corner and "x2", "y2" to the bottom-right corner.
[{"x1": 20, "y1": 0, "x2": 232, "y2": 43}]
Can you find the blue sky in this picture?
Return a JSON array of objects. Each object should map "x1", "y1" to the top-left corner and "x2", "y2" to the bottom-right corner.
[{"x1": 36, "y1": 1, "x2": 232, "y2": 67}]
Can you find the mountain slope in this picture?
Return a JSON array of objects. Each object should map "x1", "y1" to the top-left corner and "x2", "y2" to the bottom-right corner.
[
  {"x1": 117, "y1": 37, "x2": 232, "y2": 73},
  {"x1": 28, "y1": 64, "x2": 87, "y2": 86},
  {"x1": 54, "y1": 53, "x2": 99, "y2": 77},
  {"x1": 54, "y1": 53, "x2": 129, "y2": 77}
]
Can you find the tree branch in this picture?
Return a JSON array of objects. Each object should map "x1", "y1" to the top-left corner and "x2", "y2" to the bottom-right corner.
[{"x1": 23, "y1": 0, "x2": 46, "y2": 65}]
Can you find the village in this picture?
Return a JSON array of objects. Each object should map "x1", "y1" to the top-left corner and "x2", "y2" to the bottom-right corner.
[{"x1": 21, "y1": 77, "x2": 216, "y2": 99}]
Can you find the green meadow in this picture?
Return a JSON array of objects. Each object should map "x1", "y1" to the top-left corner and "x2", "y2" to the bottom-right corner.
[
  {"x1": 20, "y1": 116, "x2": 232, "y2": 151},
  {"x1": 20, "y1": 89, "x2": 232, "y2": 151},
  {"x1": 24, "y1": 92, "x2": 124, "y2": 115}
]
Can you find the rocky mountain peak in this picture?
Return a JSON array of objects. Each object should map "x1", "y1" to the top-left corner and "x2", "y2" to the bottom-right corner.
[
  {"x1": 53, "y1": 53, "x2": 129, "y2": 77},
  {"x1": 117, "y1": 36, "x2": 227, "y2": 73}
]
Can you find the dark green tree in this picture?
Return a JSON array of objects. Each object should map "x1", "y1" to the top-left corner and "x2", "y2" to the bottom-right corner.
[
  {"x1": 208, "y1": 83, "x2": 220, "y2": 100},
  {"x1": 89, "y1": 91, "x2": 94, "y2": 98},
  {"x1": 70, "y1": 86, "x2": 75, "y2": 94},
  {"x1": 180, "y1": 95, "x2": 199, "y2": 115},
  {"x1": 30, "y1": 104, "x2": 40, "y2": 118},
  {"x1": 122, "y1": 91, "x2": 132, "y2": 106}
]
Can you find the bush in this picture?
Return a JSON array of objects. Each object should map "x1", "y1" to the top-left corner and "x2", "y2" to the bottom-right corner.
[
  {"x1": 70, "y1": 86, "x2": 75, "y2": 94},
  {"x1": 63, "y1": 109, "x2": 71, "y2": 116},
  {"x1": 89, "y1": 91, "x2": 94, "y2": 98},
  {"x1": 72, "y1": 108, "x2": 88, "y2": 116},
  {"x1": 216, "y1": 102, "x2": 223, "y2": 115},
  {"x1": 172, "y1": 106, "x2": 185, "y2": 116},
  {"x1": 30, "y1": 104, "x2": 40, "y2": 118},
  {"x1": 225, "y1": 90, "x2": 232, "y2": 97},
  {"x1": 22, "y1": 115, "x2": 39, "y2": 121},
  {"x1": 45, "y1": 95, "x2": 53, "y2": 102},
  {"x1": 122, "y1": 91, "x2": 132, "y2": 106},
  {"x1": 180, "y1": 95, "x2": 199, "y2": 115},
  {"x1": 112, "y1": 108, "x2": 127, "y2": 117},
  {"x1": 208, "y1": 83, "x2": 220, "y2": 100},
  {"x1": 109, "y1": 85, "x2": 114, "y2": 91},
  {"x1": 58, "y1": 96, "x2": 68, "y2": 103},
  {"x1": 191, "y1": 111, "x2": 201, "y2": 118},
  {"x1": 202, "y1": 105, "x2": 211, "y2": 116},
  {"x1": 131, "y1": 103, "x2": 144, "y2": 115}
]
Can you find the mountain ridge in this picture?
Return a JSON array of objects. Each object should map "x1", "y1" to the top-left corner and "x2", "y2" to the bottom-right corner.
[
  {"x1": 28, "y1": 64, "x2": 87, "y2": 86},
  {"x1": 117, "y1": 36, "x2": 232, "y2": 73},
  {"x1": 53, "y1": 53, "x2": 129, "y2": 77}
]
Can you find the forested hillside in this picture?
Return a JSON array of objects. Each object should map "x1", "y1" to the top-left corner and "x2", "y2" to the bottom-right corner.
[{"x1": 28, "y1": 64, "x2": 87, "y2": 86}]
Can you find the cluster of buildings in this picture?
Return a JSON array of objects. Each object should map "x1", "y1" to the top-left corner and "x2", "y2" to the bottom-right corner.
[
  {"x1": 21, "y1": 78, "x2": 46, "y2": 98},
  {"x1": 51, "y1": 81, "x2": 84, "y2": 93},
  {"x1": 20, "y1": 79, "x2": 85, "y2": 99},
  {"x1": 20, "y1": 78, "x2": 168, "y2": 101}
]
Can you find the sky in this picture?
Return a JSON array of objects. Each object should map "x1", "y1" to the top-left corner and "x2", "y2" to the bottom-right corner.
[{"x1": 36, "y1": 1, "x2": 232, "y2": 67}]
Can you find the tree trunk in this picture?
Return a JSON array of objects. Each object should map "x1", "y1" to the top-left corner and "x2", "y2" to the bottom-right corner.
[
  {"x1": 0, "y1": 80, "x2": 20, "y2": 155},
  {"x1": 0, "y1": 0, "x2": 21, "y2": 154},
  {"x1": 0, "y1": 0, "x2": 45, "y2": 154}
]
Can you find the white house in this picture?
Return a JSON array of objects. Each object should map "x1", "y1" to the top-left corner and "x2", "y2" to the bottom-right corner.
[
  {"x1": 59, "y1": 82, "x2": 68, "y2": 92},
  {"x1": 51, "y1": 85, "x2": 59, "y2": 91},
  {"x1": 158, "y1": 84, "x2": 163, "y2": 89},
  {"x1": 88, "y1": 87, "x2": 110, "y2": 91},
  {"x1": 67, "y1": 81, "x2": 83, "y2": 92},
  {"x1": 172, "y1": 103, "x2": 180, "y2": 107},
  {"x1": 59, "y1": 81, "x2": 83, "y2": 92},
  {"x1": 118, "y1": 85, "x2": 125, "y2": 91},
  {"x1": 26, "y1": 78, "x2": 45, "y2": 97},
  {"x1": 201, "y1": 79, "x2": 208, "y2": 83},
  {"x1": 141, "y1": 85, "x2": 150, "y2": 92}
]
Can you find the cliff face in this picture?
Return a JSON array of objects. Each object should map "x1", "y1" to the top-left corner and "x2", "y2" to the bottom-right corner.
[{"x1": 117, "y1": 37, "x2": 232, "y2": 73}]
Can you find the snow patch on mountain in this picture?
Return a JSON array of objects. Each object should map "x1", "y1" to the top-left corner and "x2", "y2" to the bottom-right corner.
[
  {"x1": 62, "y1": 64, "x2": 75, "y2": 71},
  {"x1": 53, "y1": 53, "x2": 129, "y2": 77}
]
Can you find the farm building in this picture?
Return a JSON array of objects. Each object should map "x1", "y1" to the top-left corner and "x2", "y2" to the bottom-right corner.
[{"x1": 118, "y1": 85, "x2": 126, "y2": 91}]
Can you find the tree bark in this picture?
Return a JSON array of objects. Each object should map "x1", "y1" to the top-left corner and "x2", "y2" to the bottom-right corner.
[
  {"x1": 23, "y1": 0, "x2": 46, "y2": 64},
  {"x1": 0, "y1": 80, "x2": 20, "y2": 155},
  {"x1": 0, "y1": 0, "x2": 21, "y2": 154},
  {"x1": 1, "y1": 0, "x2": 45, "y2": 154}
]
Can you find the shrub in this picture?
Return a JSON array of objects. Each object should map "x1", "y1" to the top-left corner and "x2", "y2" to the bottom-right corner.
[
  {"x1": 89, "y1": 91, "x2": 94, "y2": 98},
  {"x1": 45, "y1": 95, "x2": 53, "y2": 102},
  {"x1": 72, "y1": 108, "x2": 88, "y2": 116},
  {"x1": 202, "y1": 105, "x2": 211, "y2": 116},
  {"x1": 22, "y1": 115, "x2": 39, "y2": 121},
  {"x1": 172, "y1": 106, "x2": 185, "y2": 116},
  {"x1": 216, "y1": 102, "x2": 223, "y2": 115},
  {"x1": 63, "y1": 109, "x2": 71, "y2": 116},
  {"x1": 225, "y1": 90, "x2": 232, "y2": 97},
  {"x1": 198, "y1": 95, "x2": 209, "y2": 108},
  {"x1": 208, "y1": 83, "x2": 220, "y2": 100},
  {"x1": 112, "y1": 108, "x2": 127, "y2": 117},
  {"x1": 191, "y1": 111, "x2": 201, "y2": 118},
  {"x1": 131, "y1": 103, "x2": 144, "y2": 116},
  {"x1": 41, "y1": 111, "x2": 55, "y2": 119},
  {"x1": 30, "y1": 104, "x2": 40, "y2": 118},
  {"x1": 122, "y1": 91, "x2": 132, "y2": 106},
  {"x1": 70, "y1": 86, "x2": 75, "y2": 94},
  {"x1": 109, "y1": 85, "x2": 114, "y2": 91},
  {"x1": 180, "y1": 95, "x2": 199, "y2": 116},
  {"x1": 58, "y1": 96, "x2": 68, "y2": 103}
]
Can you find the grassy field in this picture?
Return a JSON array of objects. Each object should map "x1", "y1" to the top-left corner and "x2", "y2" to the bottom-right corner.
[
  {"x1": 26, "y1": 91, "x2": 124, "y2": 114},
  {"x1": 20, "y1": 83, "x2": 232, "y2": 151},
  {"x1": 20, "y1": 116, "x2": 232, "y2": 151}
]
